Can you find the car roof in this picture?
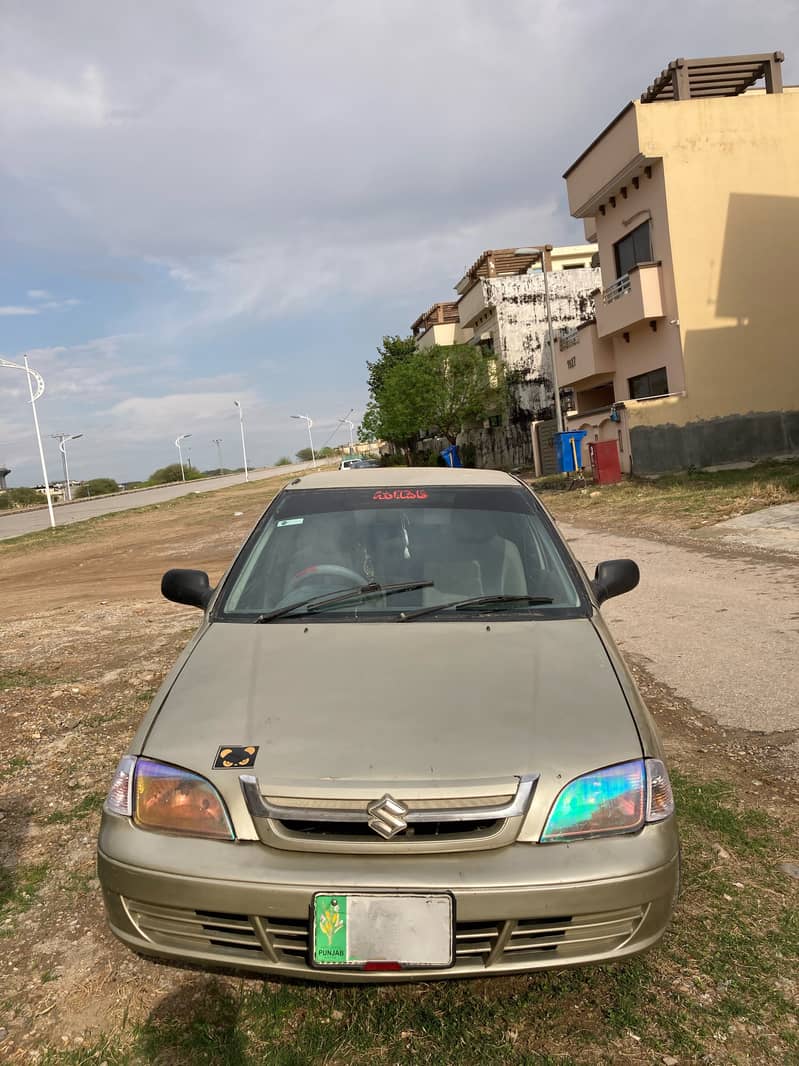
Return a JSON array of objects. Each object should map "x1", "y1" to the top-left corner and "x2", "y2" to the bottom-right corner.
[{"x1": 286, "y1": 468, "x2": 520, "y2": 490}]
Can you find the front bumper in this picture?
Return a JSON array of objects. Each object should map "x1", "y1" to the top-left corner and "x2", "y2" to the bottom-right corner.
[{"x1": 98, "y1": 814, "x2": 679, "y2": 982}]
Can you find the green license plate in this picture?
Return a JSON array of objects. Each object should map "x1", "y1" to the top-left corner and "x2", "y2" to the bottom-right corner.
[{"x1": 311, "y1": 893, "x2": 454, "y2": 969}]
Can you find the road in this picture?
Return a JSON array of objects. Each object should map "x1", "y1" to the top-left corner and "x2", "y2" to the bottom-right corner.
[
  {"x1": 561, "y1": 522, "x2": 799, "y2": 738},
  {"x1": 0, "y1": 461, "x2": 317, "y2": 540}
]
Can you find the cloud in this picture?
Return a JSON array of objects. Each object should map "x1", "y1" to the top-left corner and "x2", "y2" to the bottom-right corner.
[
  {"x1": 3, "y1": 1, "x2": 794, "y2": 319},
  {"x1": 0, "y1": 305, "x2": 39, "y2": 316},
  {"x1": 27, "y1": 289, "x2": 51, "y2": 299},
  {"x1": 40, "y1": 298, "x2": 81, "y2": 311}
]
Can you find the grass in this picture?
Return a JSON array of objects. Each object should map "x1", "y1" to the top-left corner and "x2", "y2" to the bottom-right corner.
[
  {"x1": 0, "y1": 755, "x2": 30, "y2": 782},
  {"x1": 0, "y1": 863, "x2": 49, "y2": 931},
  {"x1": 34, "y1": 768, "x2": 799, "y2": 1066},
  {"x1": 0, "y1": 668, "x2": 52, "y2": 690},
  {"x1": 44, "y1": 791, "x2": 106, "y2": 826},
  {"x1": 535, "y1": 457, "x2": 799, "y2": 532}
]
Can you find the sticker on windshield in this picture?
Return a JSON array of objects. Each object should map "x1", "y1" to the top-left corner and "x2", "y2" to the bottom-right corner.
[
  {"x1": 373, "y1": 489, "x2": 428, "y2": 502},
  {"x1": 214, "y1": 745, "x2": 259, "y2": 769},
  {"x1": 277, "y1": 518, "x2": 304, "y2": 527}
]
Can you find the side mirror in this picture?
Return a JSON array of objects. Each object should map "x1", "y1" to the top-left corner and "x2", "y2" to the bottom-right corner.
[
  {"x1": 591, "y1": 559, "x2": 639, "y2": 605},
  {"x1": 161, "y1": 568, "x2": 214, "y2": 609}
]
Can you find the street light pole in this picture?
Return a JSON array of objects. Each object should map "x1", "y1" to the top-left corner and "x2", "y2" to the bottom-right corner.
[
  {"x1": 51, "y1": 433, "x2": 83, "y2": 502},
  {"x1": 343, "y1": 418, "x2": 355, "y2": 452},
  {"x1": 0, "y1": 357, "x2": 55, "y2": 527},
  {"x1": 233, "y1": 401, "x2": 249, "y2": 482},
  {"x1": 175, "y1": 433, "x2": 192, "y2": 481},
  {"x1": 514, "y1": 244, "x2": 563, "y2": 434},
  {"x1": 291, "y1": 414, "x2": 316, "y2": 467},
  {"x1": 212, "y1": 438, "x2": 224, "y2": 473}
]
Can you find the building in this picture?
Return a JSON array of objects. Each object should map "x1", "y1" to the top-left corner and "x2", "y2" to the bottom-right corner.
[
  {"x1": 557, "y1": 52, "x2": 799, "y2": 474},
  {"x1": 411, "y1": 302, "x2": 472, "y2": 349}
]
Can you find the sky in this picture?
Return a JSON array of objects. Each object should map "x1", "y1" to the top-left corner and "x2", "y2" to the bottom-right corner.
[{"x1": 1, "y1": 1, "x2": 797, "y2": 484}]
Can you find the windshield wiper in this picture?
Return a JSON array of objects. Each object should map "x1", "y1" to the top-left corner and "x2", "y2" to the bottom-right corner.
[
  {"x1": 398, "y1": 594, "x2": 554, "y2": 622},
  {"x1": 253, "y1": 580, "x2": 434, "y2": 622}
]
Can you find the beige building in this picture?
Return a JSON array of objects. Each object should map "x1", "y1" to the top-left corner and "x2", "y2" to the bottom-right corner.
[
  {"x1": 557, "y1": 52, "x2": 799, "y2": 474},
  {"x1": 411, "y1": 302, "x2": 472, "y2": 349}
]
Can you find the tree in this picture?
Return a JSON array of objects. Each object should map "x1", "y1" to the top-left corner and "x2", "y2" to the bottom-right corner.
[
  {"x1": 147, "y1": 463, "x2": 201, "y2": 485},
  {"x1": 366, "y1": 335, "x2": 417, "y2": 399},
  {"x1": 295, "y1": 448, "x2": 314, "y2": 462},
  {"x1": 274, "y1": 456, "x2": 293, "y2": 466},
  {"x1": 364, "y1": 344, "x2": 504, "y2": 452},
  {"x1": 5, "y1": 486, "x2": 42, "y2": 506},
  {"x1": 73, "y1": 478, "x2": 120, "y2": 499}
]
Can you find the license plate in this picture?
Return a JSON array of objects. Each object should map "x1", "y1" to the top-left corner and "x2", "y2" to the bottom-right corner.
[{"x1": 311, "y1": 892, "x2": 454, "y2": 969}]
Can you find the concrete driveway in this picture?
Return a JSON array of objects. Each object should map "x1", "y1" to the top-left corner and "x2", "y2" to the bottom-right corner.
[
  {"x1": 0, "y1": 461, "x2": 317, "y2": 541},
  {"x1": 561, "y1": 521, "x2": 799, "y2": 738},
  {"x1": 712, "y1": 501, "x2": 799, "y2": 555}
]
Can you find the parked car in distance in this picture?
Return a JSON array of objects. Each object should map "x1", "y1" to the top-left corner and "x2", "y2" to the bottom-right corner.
[
  {"x1": 98, "y1": 468, "x2": 679, "y2": 982},
  {"x1": 348, "y1": 459, "x2": 381, "y2": 469},
  {"x1": 339, "y1": 456, "x2": 364, "y2": 470}
]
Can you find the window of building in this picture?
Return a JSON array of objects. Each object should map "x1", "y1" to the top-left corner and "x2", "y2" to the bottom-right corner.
[
  {"x1": 628, "y1": 366, "x2": 668, "y2": 400},
  {"x1": 614, "y1": 221, "x2": 653, "y2": 279}
]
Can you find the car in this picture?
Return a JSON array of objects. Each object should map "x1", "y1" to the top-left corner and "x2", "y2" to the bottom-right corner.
[
  {"x1": 98, "y1": 468, "x2": 679, "y2": 982},
  {"x1": 339, "y1": 456, "x2": 364, "y2": 470},
  {"x1": 348, "y1": 459, "x2": 382, "y2": 469}
]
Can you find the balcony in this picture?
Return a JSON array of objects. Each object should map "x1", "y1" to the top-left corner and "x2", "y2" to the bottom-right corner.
[
  {"x1": 595, "y1": 262, "x2": 664, "y2": 338},
  {"x1": 556, "y1": 320, "x2": 615, "y2": 388}
]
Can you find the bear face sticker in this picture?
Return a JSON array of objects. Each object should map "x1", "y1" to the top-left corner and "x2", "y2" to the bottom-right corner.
[{"x1": 214, "y1": 745, "x2": 259, "y2": 769}]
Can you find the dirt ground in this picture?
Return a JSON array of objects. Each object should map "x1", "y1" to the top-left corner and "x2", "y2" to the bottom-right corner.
[{"x1": 0, "y1": 474, "x2": 797, "y2": 1063}]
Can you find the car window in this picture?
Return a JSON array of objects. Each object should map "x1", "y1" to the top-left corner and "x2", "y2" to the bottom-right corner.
[{"x1": 216, "y1": 486, "x2": 586, "y2": 620}]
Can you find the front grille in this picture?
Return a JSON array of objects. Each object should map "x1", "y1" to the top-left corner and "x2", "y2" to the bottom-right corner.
[
  {"x1": 124, "y1": 898, "x2": 645, "y2": 970},
  {"x1": 276, "y1": 819, "x2": 502, "y2": 839}
]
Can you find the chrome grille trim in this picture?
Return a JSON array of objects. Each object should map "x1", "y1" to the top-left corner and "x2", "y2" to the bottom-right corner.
[{"x1": 240, "y1": 774, "x2": 537, "y2": 825}]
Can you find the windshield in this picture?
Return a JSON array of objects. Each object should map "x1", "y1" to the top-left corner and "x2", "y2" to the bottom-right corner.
[{"x1": 215, "y1": 485, "x2": 586, "y2": 621}]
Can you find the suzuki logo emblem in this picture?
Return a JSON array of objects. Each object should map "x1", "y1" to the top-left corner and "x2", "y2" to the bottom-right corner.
[{"x1": 367, "y1": 794, "x2": 409, "y2": 839}]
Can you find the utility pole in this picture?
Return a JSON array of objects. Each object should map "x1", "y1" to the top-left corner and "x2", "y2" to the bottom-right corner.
[{"x1": 212, "y1": 438, "x2": 224, "y2": 473}]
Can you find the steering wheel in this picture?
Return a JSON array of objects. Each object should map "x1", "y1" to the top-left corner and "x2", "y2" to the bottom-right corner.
[{"x1": 285, "y1": 563, "x2": 367, "y2": 593}]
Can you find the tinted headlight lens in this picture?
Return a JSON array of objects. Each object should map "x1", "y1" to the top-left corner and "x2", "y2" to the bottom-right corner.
[
  {"x1": 134, "y1": 758, "x2": 234, "y2": 840},
  {"x1": 541, "y1": 760, "x2": 646, "y2": 842}
]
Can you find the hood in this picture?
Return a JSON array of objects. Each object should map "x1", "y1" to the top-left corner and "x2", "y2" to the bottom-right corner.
[{"x1": 142, "y1": 619, "x2": 641, "y2": 804}]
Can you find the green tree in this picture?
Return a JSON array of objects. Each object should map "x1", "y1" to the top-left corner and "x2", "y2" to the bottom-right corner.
[
  {"x1": 73, "y1": 477, "x2": 120, "y2": 499},
  {"x1": 5, "y1": 486, "x2": 43, "y2": 506},
  {"x1": 295, "y1": 448, "x2": 314, "y2": 462},
  {"x1": 147, "y1": 463, "x2": 201, "y2": 485},
  {"x1": 364, "y1": 344, "x2": 504, "y2": 453},
  {"x1": 366, "y1": 334, "x2": 417, "y2": 399},
  {"x1": 274, "y1": 456, "x2": 293, "y2": 466}
]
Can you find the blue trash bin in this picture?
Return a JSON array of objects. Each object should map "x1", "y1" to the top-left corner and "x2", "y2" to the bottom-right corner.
[
  {"x1": 553, "y1": 431, "x2": 587, "y2": 473},
  {"x1": 440, "y1": 444, "x2": 462, "y2": 468}
]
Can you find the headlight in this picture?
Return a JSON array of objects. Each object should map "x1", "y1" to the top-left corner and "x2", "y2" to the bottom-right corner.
[
  {"x1": 104, "y1": 756, "x2": 234, "y2": 840},
  {"x1": 541, "y1": 758, "x2": 673, "y2": 843}
]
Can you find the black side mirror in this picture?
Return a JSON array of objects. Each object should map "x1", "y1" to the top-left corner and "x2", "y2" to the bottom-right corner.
[
  {"x1": 161, "y1": 569, "x2": 214, "y2": 609},
  {"x1": 592, "y1": 559, "x2": 639, "y2": 605}
]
